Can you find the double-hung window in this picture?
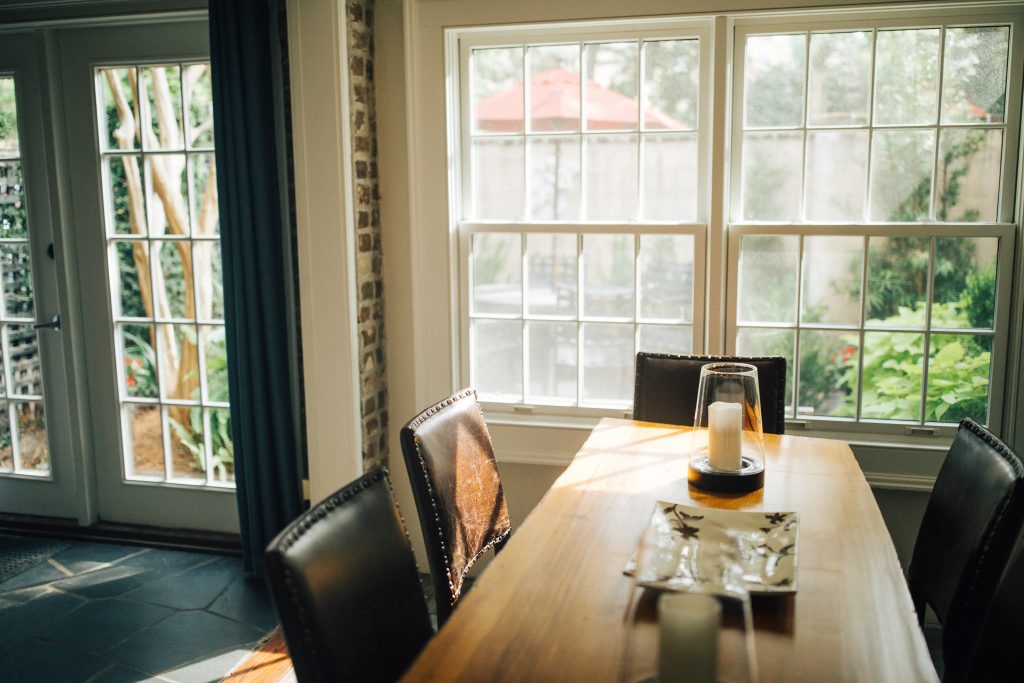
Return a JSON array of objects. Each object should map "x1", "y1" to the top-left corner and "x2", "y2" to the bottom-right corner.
[
  {"x1": 452, "y1": 5, "x2": 1023, "y2": 437},
  {"x1": 458, "y1": 21, "x2": 712, "y2": 414},
  {"x1": 730, "y1": 11, "x2": 1021, "y2": 435}
]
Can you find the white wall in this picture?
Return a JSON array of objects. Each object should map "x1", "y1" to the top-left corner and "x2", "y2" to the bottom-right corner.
[{"x1": 287, "y1": 0, "x2": 363, "y2": 503}]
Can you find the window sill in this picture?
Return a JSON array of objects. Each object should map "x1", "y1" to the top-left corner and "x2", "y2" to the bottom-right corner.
[{"x1": 485, "y1": 410, "x2": 951, "y2": 490}]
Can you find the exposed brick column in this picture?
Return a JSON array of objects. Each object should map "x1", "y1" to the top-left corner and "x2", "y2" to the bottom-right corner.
[{"x1": 347, "y1": 0, "x2": 388, "y2": 469}]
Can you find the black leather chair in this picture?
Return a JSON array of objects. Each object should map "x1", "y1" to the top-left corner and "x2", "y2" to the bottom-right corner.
[
  {"x1": 632, "y1": 352, "x2": 787, "y2": 434},
  {"x1": 264, "y1": 467, "x2": 432, "y2": 683},
  {"x1": 400, "y1": 387, "x2": 511, "y2": 627},
  {"x1": 960, "y1": 524, "x2": 1024, "y2": 681},
  {"x1": 908, "y1": 419, "x2": 1024, "y2": 682}
]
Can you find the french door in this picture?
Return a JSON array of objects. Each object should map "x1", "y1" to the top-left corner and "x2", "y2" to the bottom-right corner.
[
  {"x1": 0, "y1": 19, "x2": 238, "y2": 533},
  {"x1": 0, "y1": 34, "x2": 78, "y2": 520}
]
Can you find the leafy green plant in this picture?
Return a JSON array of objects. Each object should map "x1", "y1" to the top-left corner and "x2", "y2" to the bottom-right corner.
[
  {"x1": 203, "y1": 326, "x2": 231, "y2": 403},
  {"x1": 963, "y1": 265, "x2": 996, "y2": 337},
  {"x1": 927, "y1": 336, "x2": 990, "y2": 421},
  {"x1": 839, "y1": 298, "x2": 991, "y2": 423},
  {"x1": 169, "y1": 407, "x2": 234, "y2": 482}
]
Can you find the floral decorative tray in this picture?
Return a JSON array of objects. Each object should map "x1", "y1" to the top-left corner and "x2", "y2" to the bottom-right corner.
[{"x1": 625, "y1": 501, "x2": 799, "y2": 595}]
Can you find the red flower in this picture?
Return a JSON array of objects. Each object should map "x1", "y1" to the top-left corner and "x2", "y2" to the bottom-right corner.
[{"x1": 126, "y1": 357, "x2": 143, "y2": 388}]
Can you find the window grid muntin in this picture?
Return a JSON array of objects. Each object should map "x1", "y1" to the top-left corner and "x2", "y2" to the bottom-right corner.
[
  {"x1": 466, "y1": 223, "x2": 702, "y2": 410},
  {"x1": 468, "y1": 35, "x2": 701, "y2": 223},
  {"x1": 737, "y1": 23, "x2": 1012, "y2": 224},
  {"x1": 730, "y1": 11, "x2": 1020, "y2": 436},
  {"x1": 461, "y1": 23, "x2": 710, "y2": 416},
  {"x1": 97, "y1": 61, "x2": 229, "y2": 487},
  {"x1": 731, "y1": 224, "x2": 1009, "y2": 428},
  {"x1": 456, "y1": 10, "x2": 1019, "y2": 430}
]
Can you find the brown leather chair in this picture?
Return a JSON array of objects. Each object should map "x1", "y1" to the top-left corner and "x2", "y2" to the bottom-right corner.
[
  {"x1": 908, "y1": 419, "x2": 1024, "y2": 682},
  {"x1": 400, "y1": 388, "x2": 511, "y2": 627},
  {"x1": 960, "y1": 524, "x2": 1024, "y2": 681},
  {"x1": 632, "y1": 352, "x2": 787, "y2": 434},
  {"x1": 264, "y1": 467, "x2": 432, "y2": 683}
]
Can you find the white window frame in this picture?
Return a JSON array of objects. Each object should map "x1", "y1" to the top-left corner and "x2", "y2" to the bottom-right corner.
[
  {"x1": 727, "y1": 7, "x2": 1024, "y2": 438},
  {"x1": 443, "y1": 2, "x2": 1024, "y2": 442},
  {"x1": 453, "y1": 19, "x2": 715, "y2": 418}
]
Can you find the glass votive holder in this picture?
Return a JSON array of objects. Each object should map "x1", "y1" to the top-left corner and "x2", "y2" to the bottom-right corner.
[
  {"x1": 658, "y1": 593, "x2": 721, "y2": 683},
  {"x1": 688, "y1": 362, "x2": 765, "y2": 492}
]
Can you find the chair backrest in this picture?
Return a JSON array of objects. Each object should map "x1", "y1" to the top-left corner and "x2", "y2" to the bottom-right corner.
[
  {"x1": 400, "y1": 387, "x2": 511, "y2": 626},
  {"x1": 908, "y1": 419, "x2": 1024, "y2": 680},
  {"x1": 632, "y1": 352, "x2": 787, "y2": 434},
  {"x1": 264, "y1": 467, "x2": 432, "y2": 683},
  {"x1": 959, "y1": 525, "x2": 1024, "y2": 682}
]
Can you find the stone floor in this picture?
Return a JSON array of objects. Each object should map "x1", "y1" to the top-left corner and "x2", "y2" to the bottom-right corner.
[{"x1": 0, "y1": 536, "x2": 277, "y2": 682}]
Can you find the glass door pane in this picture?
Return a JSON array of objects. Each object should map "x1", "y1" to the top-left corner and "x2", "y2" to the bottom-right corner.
[
  {"x1": 0, "y1": 35, "x2": 78, "y2": 520},
  {"x1": 98, "y1": 63, "x2": 232, "y2": 487},
  {"x1": 0, "y1": 80, "x2": 49, "y2": 475}
]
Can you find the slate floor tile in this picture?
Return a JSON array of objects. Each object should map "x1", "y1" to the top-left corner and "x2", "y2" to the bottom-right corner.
[
  {"x1": 0, "y1": 582, "x2": 49, "y2": 605},
  {"x1": 51, "y1": 548, "x2": 208, "y2": 600},
  {"x1": 1, "y1": 541, "x2": 274, "y2": 683},
  {"x1": 40, "y1": 598, "x2": 174, "y2": 653},
  {"x1": 87, "y1": 663, "x2": 168, "y2": 683},
  {"x1": 50, "y1": 542, "x2": 149, "y2": 574},
  {"x1": 207, "y1": 574, "x2": 278, "y2": 632},
  {"x1": 107, "y1": 610, "x2": 266, "y2": 675},
  {"x1": 0, "y1": 637, "x2": 110, "y2": 683},
  {"x1": 0, "y1": 590, "x2": 85, "y2": 655},
  {"x1": 0, "y1": 559, "x2": 68, "y2": 591},
  {"x1": 124, "y1": 557, "x2": 239, "y2": 610},
  {"x1": 118, "y1": 548, "x2": 211, "y2": 575},
  {"x1": 53, "y1": 562, "x2": 158, "y2": 599}
]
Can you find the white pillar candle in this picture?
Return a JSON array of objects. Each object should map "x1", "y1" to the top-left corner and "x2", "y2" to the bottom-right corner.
[
  {"x1": 708, "y1": 401, "x2": 742, "y2": 471},
  {"x1": 659, "y1": 593, "x2": 721, "y2": 683}
]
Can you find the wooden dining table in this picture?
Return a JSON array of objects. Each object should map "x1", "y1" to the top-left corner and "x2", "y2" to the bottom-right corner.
[{"x1": 400, "y1": 418, "x2": 938, "y2": 682}]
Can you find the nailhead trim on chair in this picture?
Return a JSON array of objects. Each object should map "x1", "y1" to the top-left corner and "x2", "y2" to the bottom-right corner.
[
  {"x1": 954, "y1": 419, "x2": 1024, "y2": 626},
  {"x1": 275, "y1": 468, "x2": 387, "y2": 683},
  {"x1": 958, "y1": 418, "x2": 1024, "y2": 476},
  {"x1": 406, "y1": 388, "x2": 511, "y2": 606}
]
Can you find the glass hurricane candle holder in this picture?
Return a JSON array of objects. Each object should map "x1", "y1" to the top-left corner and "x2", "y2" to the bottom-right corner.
[{"x1": 688, "y1": 362, "x2": 766, "y2": 492}]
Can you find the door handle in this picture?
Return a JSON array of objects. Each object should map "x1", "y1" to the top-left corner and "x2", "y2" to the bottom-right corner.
[{"x1": 33, "y1": 314, "x2": 60, "y2": 331}]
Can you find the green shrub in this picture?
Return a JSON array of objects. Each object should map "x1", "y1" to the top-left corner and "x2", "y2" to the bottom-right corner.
[{"x1": 839, "y1": 286, "x2": 992, "y2": 423}]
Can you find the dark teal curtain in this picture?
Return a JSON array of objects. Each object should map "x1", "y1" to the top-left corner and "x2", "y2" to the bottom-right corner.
[{"x1": 209, "y1": 0, "x2": 304, "y2": 575}]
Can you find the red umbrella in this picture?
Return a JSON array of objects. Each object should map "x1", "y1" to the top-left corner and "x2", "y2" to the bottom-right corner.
[{"x1": 475, "y1": 67, "x2": 686, "y2": 132}]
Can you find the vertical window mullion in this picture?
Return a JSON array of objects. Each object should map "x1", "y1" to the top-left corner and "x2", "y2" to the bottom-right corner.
[
  {"x1": 919, "y1": 236, "x2": 937, "y2": 425},
  {"x1": 931, "y1": 27, "x2": 948, "y2": 221},
  {"x1": 1, "y1": 328, "x2": 19, "y2": 471},
  {"x1": 576, "y1": 232, "x2": 584, "y2": 406},
  {"x1": 147, "y1": 239, "x2": 169, "y2": 480},
  {"x1": 522, "y1": 45, "x2": 530, "y2": 222},
  {"x1": 161, "y1": 405, "x2": 173, "y2": 481},
  {"x1": 799, "y1": 31, "x2": 810, "y2": 222},
  {"x1": 636, "y1": 39, "x2": 644, "y2": 220},
  {"x1": 203, "y1": 407, "x2": 213, "y2": 486},
  {"x1": 580, "y1": 42, "x2": 588, "y2": 221},
  {"x1": 855, "y1": 235, "x2": 870, "y2": 422},
  {"x1": 864, "y1": 29, "x2": 878, "y2": 221},
  {"x1": 521, "y1": 317, "x2": 528, "y2": 405},
  {"x1": 521, "y1": 232, "x2": 529, "y2": 403},
  {"x1": 633, "y1": 232, "x2": 640, "y2": 357},
  {"x1": 792, "y1": 234, "x2": 806, "y2": 417}
]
